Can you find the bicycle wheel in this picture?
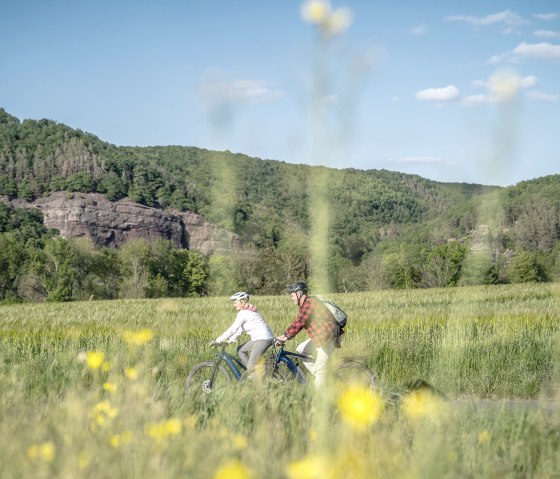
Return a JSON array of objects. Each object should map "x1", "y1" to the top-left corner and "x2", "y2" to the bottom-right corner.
[
  {"x1": 332, "y1": 360, "x2": 376, "y2": 390},
  {"x1": 185, "y1": 361, "x2": 231, "y2": 396},
  {"x1": 269, "y1": 361, "x2": 307, "y2": 384}
]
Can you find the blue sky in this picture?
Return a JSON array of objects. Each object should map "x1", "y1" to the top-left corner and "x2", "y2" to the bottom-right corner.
[{"x1": 1, "y1": 0, "x2": 559, "y2": 186}]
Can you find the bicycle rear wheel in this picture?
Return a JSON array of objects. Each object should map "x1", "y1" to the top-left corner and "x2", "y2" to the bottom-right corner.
[
  {"x1": 185, "y1": 361, "x2": 230, "y2": 397},
  {"x1": 332, "y1": 360, "x2": 376, "y2": 390}
]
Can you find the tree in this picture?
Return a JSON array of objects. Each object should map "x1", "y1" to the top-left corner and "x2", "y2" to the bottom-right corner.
[
  {"x1": 0, "y1": 233, "x2": 26, "y2": 300},
  {"x1": 30, "y1": 237, "x2": 82, "y2": 301},
  {"x1": 420, "y1": 241, "x2": 467, "y2": 288},
  {"x1": 508, "y1": 251, "x2": 548, "y2": 283}
]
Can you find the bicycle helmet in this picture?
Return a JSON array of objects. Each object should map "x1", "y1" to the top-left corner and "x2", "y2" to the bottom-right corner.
[
  {"x1": 229, "y1": 291, "x2": 250, "y2": 302},
  {"x1": 286, "y1": 282, "x2": 308, "y2": 294}
]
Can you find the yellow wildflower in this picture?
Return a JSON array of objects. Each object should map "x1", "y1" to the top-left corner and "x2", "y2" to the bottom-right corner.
[
  {"x1": 110, "y1": 430, "x2": 133, "y2": 448},
  {"x1": 123, "y1": 328, "x2": 154, "y2": 346},
  {"x1": 232, "y1": 433, "x2": 248, "y2": 450},
  {"x1": 146, "y1": 418, "x2": 182, "y2": 441},
  {"x1": 337, "y1": 384, "x2": 384, "y2": 430},
  {"x1": 85, "y1": 351, "x2": 105, "y2": 370},
  {"x1": 27, "y1": 441, "x2": 56, "y2": 462},
  {"x1": 478, "y1": 429, "x2": 491, "y2": 444},
  {"x1": 103, "y1": 382, "x2": 117, "y2": 392},
  {"x1": 125, "y1": 367, "x2": 139, "y2": 380},
  {"x1": 401, "y1": 388, "x2": 443, "y2": 422},
  {"x1": 91, "y1": 400, "x2": 118, "y2": 429},
  {"x1": 102, "y1": 361, "x2": 112, "y2": 372},
  {"x1": 214, "y1": 460, "x2": 252, "y2": 479},
  {"x1": 301, "y1": 0, "x2": 331, "y2": 24},
  {"x1": 286, "y1": 454, "x2": 329, "y2": 479}
]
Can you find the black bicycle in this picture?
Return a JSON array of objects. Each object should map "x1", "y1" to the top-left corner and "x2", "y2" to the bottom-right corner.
[{"x1": 267, "y1": 341, "x2": 377, "y2": 390}]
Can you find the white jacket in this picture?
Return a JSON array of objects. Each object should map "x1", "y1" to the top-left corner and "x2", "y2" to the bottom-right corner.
[{"x1": 216, "y1": 305, "x2": 274, "y2": 343}]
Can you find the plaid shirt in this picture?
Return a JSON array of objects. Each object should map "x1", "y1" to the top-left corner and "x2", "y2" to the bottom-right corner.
[{"x1": 284, "y1": 296, "x2": 337, "y2": 348}]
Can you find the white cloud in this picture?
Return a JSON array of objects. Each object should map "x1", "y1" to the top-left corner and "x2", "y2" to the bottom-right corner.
[
  {"x1": 415, "y1": 85, "x2": 460, "y2": 102},
  {"x1": 446, "y1": 10, "x2": 526, "y2": 28},
  {"x1": 513, "y1": 42, "x2": 560, "y2": 59},
  {"x1": 533, "y1": 13, "x2": 559, "y2": 21},
  {"x1": 200, "y1": 77, "x2": 283, "y2": 104},
  {"x1": 463, "y1": 73, "x2": 538, "y2": 106},
  {"x1": 398, "y1": 156, "x2": 456, "y2": 166},
  {"x1": 488, "y1": 42, "x2": 560, "y2": 63},
  {"x1": 534, "y1": 30, "x2": 560, "y2": 38},
  {"x1": 526, "y1": 90, "x2": 559, "y2": 101}
]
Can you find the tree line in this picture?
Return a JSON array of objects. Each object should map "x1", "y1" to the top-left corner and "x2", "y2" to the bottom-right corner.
[{"x1": 1, "y1": 108, "x2": 560, "y2": 302}]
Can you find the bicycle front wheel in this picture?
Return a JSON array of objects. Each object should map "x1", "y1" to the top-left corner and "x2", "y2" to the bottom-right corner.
[
  {"x1": 185, "y1": 361, "x2": 231, "y2": 397},
  {"x1": 332, "y1": 361, "x2": 377, "y2": 391}
]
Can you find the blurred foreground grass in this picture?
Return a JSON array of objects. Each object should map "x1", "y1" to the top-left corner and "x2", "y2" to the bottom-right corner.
[{"x1": 1, "y1": 283, "x2": 560, "y2": 477}]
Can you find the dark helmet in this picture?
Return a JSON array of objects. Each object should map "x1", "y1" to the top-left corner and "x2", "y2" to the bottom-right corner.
[{"x1": 287, "y1": 282, "x2": 308, "y2": 294}]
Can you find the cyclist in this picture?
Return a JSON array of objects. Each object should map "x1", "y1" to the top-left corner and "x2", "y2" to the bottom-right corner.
[
  {"x1": 275, "y1": 281, "x2": 338, "y2": 388},
  {"x1": 211, "y1": 292, "x2": 274, "y2": 377}
]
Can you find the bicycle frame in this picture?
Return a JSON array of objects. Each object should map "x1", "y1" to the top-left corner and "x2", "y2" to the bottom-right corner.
[
  {"x1": 213, "y1": 344, "x2": 246, "y2": 381},
  {"x1": 271, "y1": 345, "x2": 314, "y2": 383}
]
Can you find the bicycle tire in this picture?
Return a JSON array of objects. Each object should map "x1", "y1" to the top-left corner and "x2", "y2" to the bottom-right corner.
[
  {"x1": 332, "y1": 360, "x2": 377, "y2": 390},
  {"x1": 185, "y1": 361, "x2": 231, "y2": 396}
]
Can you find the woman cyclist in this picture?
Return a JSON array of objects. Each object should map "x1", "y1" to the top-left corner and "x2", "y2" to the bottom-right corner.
[{"x1": 211, "y1": 292, "x2": 274, "y2": 376}]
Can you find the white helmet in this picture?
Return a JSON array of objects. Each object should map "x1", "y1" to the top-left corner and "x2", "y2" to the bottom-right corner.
[{"x1": 229, "y1": 292, "x2": 249, "y2": 302}]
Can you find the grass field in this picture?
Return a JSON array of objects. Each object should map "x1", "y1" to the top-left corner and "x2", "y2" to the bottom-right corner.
[{"x1": 1, "y1": 283, "x2": 560, "y2": 478}]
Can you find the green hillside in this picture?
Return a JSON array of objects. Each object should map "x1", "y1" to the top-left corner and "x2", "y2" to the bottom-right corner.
[{"x1": 1, "y1": 108, "x2": 559, "y2": 300}]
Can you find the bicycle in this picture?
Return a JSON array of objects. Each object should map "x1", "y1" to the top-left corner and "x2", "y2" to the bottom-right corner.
[
  {"x1": 185, "y1": 342, "x2": 286, "y2": 397},
  {"x1": 267, "y1": 341, "x2": 377, "y2": 390}
]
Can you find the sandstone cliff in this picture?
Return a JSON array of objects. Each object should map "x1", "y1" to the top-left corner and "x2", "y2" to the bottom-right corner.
[{"x1": 2, "y1": 192, "x2": 245, "y2": 255}]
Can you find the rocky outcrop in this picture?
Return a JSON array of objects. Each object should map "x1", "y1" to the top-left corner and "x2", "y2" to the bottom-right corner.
[{"x1": 2, "y1": 192, "x2": 245, "y2": 255}]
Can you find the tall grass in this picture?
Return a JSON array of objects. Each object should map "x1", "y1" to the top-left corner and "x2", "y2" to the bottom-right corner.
[{"x1": 1, "y1": 283, "x2": 560, "y2": 477}]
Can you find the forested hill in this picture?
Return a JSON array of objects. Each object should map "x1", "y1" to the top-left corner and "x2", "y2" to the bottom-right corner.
[
  {"x1": 0, "y1": 108, "x2": 495, "y2": 247},
  {"x1": 1, "y1": 107, "x2": 560, "y2": 297}
]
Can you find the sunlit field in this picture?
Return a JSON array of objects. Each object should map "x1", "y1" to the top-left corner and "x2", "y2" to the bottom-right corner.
[{"x1": 2, "y1": 283, "x2": 560, "y2": 478}]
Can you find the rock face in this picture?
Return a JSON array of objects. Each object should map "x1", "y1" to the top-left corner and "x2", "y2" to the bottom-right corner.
[{"x1": 3, "y1": 192, "x2": 245, "y2": 255}]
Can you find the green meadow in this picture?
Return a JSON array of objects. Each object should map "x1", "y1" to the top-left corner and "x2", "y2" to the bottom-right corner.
[{"x1": 2, "y1": 283, "x2": 560, "y2": 478}]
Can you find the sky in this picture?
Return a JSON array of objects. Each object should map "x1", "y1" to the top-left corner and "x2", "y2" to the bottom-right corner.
[{"x1": 1, "y1": 0, "x2": 559, "y2": 187}]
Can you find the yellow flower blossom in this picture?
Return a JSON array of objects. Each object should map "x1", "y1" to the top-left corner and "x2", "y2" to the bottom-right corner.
[
  {"x1": 103, "y1": 382, "x2": 117, "y2": 392},
  {"x1": 123, "y1": 328, "x2": 154, "y2": 346},
  {"x1": 110, "y1": 430, "x2": 133, "y2": 448},
  {"x1": 301, "y1": 0, "x2": 331, "y2": 24},
  {"x1": 91, "y1": 400, "x2": 118, "y2": 429},
  {"x1": 478, "y1": 429, "x2": 491, "y2": 444},
  {"x1": 337, "y1": 384, "x2": 384, "y2": 430},
  {"x1": 125, "y1": 367, "x2": 139, "y2": 380},
  {"x1": 146, "y1": 418, "x2": 182, "y2": 441},
  {"x1": 27, "y1": 441, "x2": 56, "y2": 462},
  {"x1": 101, "y1": 361, "x2": 112, "y2": 372},
  {"x1": 286, "y1": 454, "x2": 330, "y2": 479},
  {"x1": 301, "y1": 0, "x2": 352, "y2": 36},
  {"x1": 85, "y1": 351, "x2": 105, "y2": 370},
  {"x1": 232, "y1": 433, "x2": 248, "y2": 450},
  {"x1": 401, "y1": 388, "x2": 443, "y2": 422},
  {"x1": 214, "y1": 460, "x2": 252, "y2": 479}
]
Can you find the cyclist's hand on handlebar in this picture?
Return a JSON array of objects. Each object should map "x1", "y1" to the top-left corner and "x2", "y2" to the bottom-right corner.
[
  {"x1": 274, "y1": 335, "x2": 288, "y2": 346},
  {"x1": 209, "y1": 340, "x2": 218, "y2": 347}
]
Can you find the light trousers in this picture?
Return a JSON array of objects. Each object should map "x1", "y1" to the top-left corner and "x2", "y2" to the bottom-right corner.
[
  {"x1": 237, "y1": 339, "x2": 273, "y2": 372},
  {"x1": 296, "y1": 337, "x2": 336, "y2": 388}
]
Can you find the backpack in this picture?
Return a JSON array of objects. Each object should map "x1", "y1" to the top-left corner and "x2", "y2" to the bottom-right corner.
[{"x1": 314, "y1": 294, "x2": 347, "y2": 329}]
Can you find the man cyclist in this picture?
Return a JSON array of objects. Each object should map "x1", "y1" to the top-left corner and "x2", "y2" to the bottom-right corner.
[
  {"x1": 211, "y1": 292, "x2": 274, "y2": 377},
  {"x1": 275, "y1": 281, "x2": 339, "y2": 388}
]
